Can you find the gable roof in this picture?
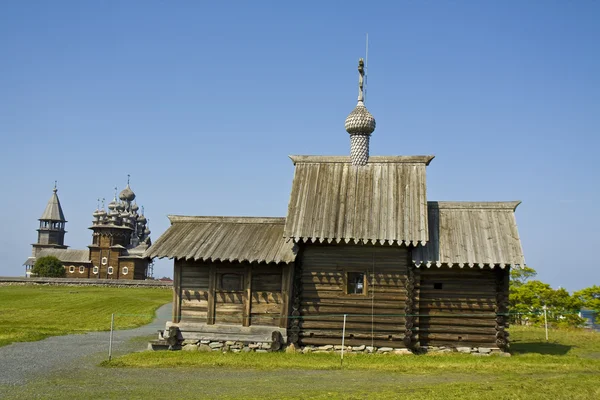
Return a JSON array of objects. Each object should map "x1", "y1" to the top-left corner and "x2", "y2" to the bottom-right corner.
[
  {"x1": 40, "y1": 189, "x2": 66, "y2": 222},
  {"x1": 145, "y1": 216, "x2": 296, "y2": 264},
  {"x1": 283, "y1": 155, "x2": 434, "y2": 245},
  {"x1": 412, "y1": 201, "x2": 525, "y2": 268},
  {"x1": 36, "y1": 249, "x2": 90, "y2": 264}
]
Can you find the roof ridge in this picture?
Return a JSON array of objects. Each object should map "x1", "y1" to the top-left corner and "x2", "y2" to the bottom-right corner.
[
  {"x1": 168, "y1": 216, "x2": 286, "y2": 224},
  {"x1": 428, "y1": 201, "x2": 521, "y2": 211},
  {"x1": 289, "y1": 155, "x2": 435, "y2": 165}
]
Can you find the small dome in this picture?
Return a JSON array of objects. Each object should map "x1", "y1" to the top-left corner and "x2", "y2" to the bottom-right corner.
[
  {"x1": 108, "y1": 198, "x2": 118, "y2": 210},
  {"x1": 92, "y1": 209, "x2": 102, "y2": 218},
  {"x1": 131, "y1": 202, "x2": 139, "y2": 212},
  {"x1": 144, "y1": 227, "x2": 151, "y2": 236},
  {"x1": 119, "y1": 184, "x2": 136, "y2": 202},
  {"x1": 116, "y1": 202, "x2": 125, "y2": 211},
  {"x1": 137, "y1": 214, "x2": 147, "y2": 224},
  {"x1": 345, "y1": 101, "x2": 376, "y2": 135}
]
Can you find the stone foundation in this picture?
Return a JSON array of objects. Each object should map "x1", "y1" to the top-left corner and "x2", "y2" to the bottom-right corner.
[{"x1": 149, "y1": 334, "x2": 509, "y2": 356}]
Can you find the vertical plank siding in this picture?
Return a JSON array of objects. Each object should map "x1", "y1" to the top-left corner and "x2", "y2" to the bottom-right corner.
[
  {"x1": 299, "y1": 244, "x2": 410, "y2": 347},
  {"x1": 175, "y1": 259, "x2": 289, "y2": 327},
  {"x1": 418, "y1": 267, "x2": 500, "y2": 347}
]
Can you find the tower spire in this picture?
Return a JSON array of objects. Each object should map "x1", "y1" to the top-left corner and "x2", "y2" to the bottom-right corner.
[{"x1": 345, "y1": 58, "x2": 376, "y2": 166}]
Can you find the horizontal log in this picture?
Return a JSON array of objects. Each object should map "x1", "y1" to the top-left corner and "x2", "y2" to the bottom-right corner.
[
  {"x1": 249, "y1": 316, "x2": 280, "y2": 326},
  {"x1": 300, "y1": 305, "x2": 405, "y2": 315},
  {"x1": 215, "y1": 316, "x2": 244, "y2": 324},
  {"x1": 300, "y1": 330, "x2": 404, "y2": 341},
  {"x1": 252, "y1": 303, "x2": 282, "y2": 314},
  {"x1": 215, "y1": 304, "x2": 244, "y2": 312},
  {"x1": 419, "y1": 333, "x2": 494, "y2": 342},
  {"x1": 302, "y1": 292, "x2": 407, "y2": 302},
  {"x1": 418, "y1": 318, "x2": 496, "y2": 327},
  {"x1": 181, "y1": 299, "x2": 209, "y2": 308},
  {"x1": 420, "y1": 309, "x2": 495, "y2": 317},
  {"x1": 420, "y1": 304, "x2": 496, "y2": 312},
  {"x1": 181, "y1": 305, "x2": 208, "y2": 312},
  {"x1": 300, "y1": 337, "x2": 407, "y2": 348},
  {"x1": 301, "y1": 299, "x2": 405, "y2": 309},
  {"x1": 417, "y1": 326, "x2": 497, "y2": 335},
  {"x1": 300, "y1": 320, "x2": 404, "y2": 331},
  {"x1": 420, "y1": 290, "x2": 496, "y2": 299}
]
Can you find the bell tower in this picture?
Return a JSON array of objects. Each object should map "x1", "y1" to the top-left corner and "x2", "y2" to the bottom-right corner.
[{"x1": 32, "y1": 182, "x2": 68, "y2": 257}]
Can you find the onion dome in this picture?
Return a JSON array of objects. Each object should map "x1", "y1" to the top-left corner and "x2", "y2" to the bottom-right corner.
[
  {"x1": 144, "y1": 226, "x2": 151, "y2": 236},
  {"x1": 131, "y1": 202, "x2": 139, "y2": 212},
  {"x1": 137, "y1": 214, "x2": 147, "y2": 224},
  {"x1": 345, "y1": 100, "x2": 376, "y2": 135},
  {"x1": 108, "y1": 198, "x2": 118, "y2": 210},
  {"x1": 119, "y1": 184, "x2": 135, "y2": 202},
  {"x1": 116, "y1": 201, "x2": 125, "y2": 211},
  {"x1": 93, "y1": 209, "x2": 102, "y2": 218}
]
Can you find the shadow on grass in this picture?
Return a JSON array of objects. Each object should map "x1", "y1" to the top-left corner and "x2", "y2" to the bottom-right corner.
[{"x1": 511, "y1": 341, "x2": 571, "y2": 355}]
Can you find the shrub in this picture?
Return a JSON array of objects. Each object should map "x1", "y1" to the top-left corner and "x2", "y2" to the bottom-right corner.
[{"x1": 32, "y1": 255, "x2": 66, "y2": 278}]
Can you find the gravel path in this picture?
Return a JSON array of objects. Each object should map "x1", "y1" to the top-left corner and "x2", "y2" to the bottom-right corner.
[{"x1": 0, "y1": 303, "x2": 171, "y2": 386}]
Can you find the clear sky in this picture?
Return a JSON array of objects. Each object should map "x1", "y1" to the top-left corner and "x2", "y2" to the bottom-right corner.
[{"x1": 0, "y1": 1, "x2": 598, "y2": 291}]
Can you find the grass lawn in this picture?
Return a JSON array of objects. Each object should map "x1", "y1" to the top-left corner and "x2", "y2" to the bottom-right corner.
[
  {"x1": 98, "y1": 326, "x2": 600, "y2": 399},
  {"x1": 0, "y1": 285, "x2": 171, "y2": 347}
]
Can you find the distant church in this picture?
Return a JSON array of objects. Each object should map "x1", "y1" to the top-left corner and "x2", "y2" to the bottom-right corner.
[{"x1": 24, "y1": 180, "x2": 152, "y2": 280}]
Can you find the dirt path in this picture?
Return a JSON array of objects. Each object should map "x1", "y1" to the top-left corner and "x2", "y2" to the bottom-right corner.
[{"x1": 0, "y1": 303, "x2": 171, "y2": 386}]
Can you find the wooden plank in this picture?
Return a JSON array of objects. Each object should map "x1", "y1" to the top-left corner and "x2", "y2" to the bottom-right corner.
[
  {"x1": 279, "y1": 263, "x2": 292, "y2": 328},
  {"x1": 300, "y1": 319, "x2": 405, "y2": 330},
  {"x1": 207, "y1": 263, "x2": 216, "y2": 325},
  {"x1": 173, "y1": 262, "x2": 182, "y2": 323},
  {"x1": 243, "y1": 265, "x2": 251, "y2": 327}
]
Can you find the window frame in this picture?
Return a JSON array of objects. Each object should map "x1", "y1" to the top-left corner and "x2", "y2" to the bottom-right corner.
[
  {"x1": 79, "y1": 266, "x2": 85, "y2": 274},
  {"x1": 93, "y1": 266, "x2": 99, "y2": 275},
  {"x1": 344, "y1": 270, "x2": 368, "y2": 296},
  {"x1": 122, "y1": 267, "x2": 129, "y2": 275},
  {"x1": 108, "y1": 266, "x2": 114, "y2": 275},
  {"x1": 69, "y1": 266, "x2": 75, "y2": 273},
  {"x1": 101, "y1": 257, "x2": 108, "y2": 265}
]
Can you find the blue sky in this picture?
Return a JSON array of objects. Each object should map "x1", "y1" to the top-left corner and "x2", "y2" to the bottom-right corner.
[{"x1": 0, "y1": 1, "x2": 598, "y2": 291}]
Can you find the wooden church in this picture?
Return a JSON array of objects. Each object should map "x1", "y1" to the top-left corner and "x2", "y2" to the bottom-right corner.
[{"x1": 147, "y1": 60, "x2": 525, "y2": 353}]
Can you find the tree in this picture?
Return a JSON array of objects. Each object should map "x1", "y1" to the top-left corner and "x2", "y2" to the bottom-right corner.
[
  {"x1": 510, "y1": 266, "x2": 537, "y2": 287},
  {"x1": 32, "y1": 256, "x2": 66, "y2": 278},
  {"x1": 574, "y1": 285, "x2": 600, "y2": 313}
]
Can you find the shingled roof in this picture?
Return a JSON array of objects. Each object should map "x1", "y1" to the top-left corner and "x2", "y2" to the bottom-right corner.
[
  {"x1": 145, "y1": 216, "x2": 296, "y2": 264},
  {"x1": 40, "y1": 188, "x2": 66, "y2": 221},
  {"x1": 283, "y1": 155, "x2": 434, "y2": 245},
  {"x1": 35, "y1": 249, "x2": 90, "y2": 264},
  {"x1": 412, "y1": 202, "x2": 525, "y2": 268}
]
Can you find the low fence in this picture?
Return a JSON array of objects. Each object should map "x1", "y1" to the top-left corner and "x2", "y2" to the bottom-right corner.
[{"x1": 0, "y1": 276, "x2": 172, "y2": 287}]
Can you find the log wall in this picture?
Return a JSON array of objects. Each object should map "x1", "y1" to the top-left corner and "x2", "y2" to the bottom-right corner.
[
  {"x1": 174, "y1": 259, "x2": 292, "y2": 328},
  {"x1": 418, "y1": 266, "x2": 504, "y2": 347},
  {"x1": 298, "y1": 244, "x2": 410, "y2": 348}
]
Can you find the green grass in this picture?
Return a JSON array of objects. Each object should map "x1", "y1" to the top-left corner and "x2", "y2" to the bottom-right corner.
[
  {"x1": 94, "y1": 326, "x2": 600, "y2": 399},
  {"x1": 0, "y1": 285, "x2": 171, "y2": 347}
]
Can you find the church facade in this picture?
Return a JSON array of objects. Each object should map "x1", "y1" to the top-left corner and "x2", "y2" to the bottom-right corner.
[{"x1": 24, "y1": 181, "x2": 152, "y2": 280}]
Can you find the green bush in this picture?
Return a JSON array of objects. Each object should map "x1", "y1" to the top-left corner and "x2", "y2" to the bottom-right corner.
[{"x1": 32, "y1": 255, "x2": 66, "y2": 278}]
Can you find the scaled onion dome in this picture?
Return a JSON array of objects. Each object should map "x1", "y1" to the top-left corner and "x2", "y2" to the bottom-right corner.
[
  {"x1": 137, "y1": 214, "x2": 147, "y2": 224},
  {"x1": 344, "y1": 100, "x2": 376, "y2": 135},
  {"x1": 119, "y1": 184, "x2": 136, "y2": 202},
  {"x1": 131, "y1": 202, "x2": 139, "y2": 212}
]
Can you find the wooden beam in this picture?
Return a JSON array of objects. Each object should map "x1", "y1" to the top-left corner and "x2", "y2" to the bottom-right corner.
[
  {"x1": 172, "y1": 261, "x2": 182, "y2": 323},
  {"x1": 207, "y1": 263, "x2": 216, "y2": 325},
  {"x1": 279, "y1": 263, "x2": 293, "y2": 328},
  {"x1": 243, "y1": 265, "x2": 252, "y2": 327}
]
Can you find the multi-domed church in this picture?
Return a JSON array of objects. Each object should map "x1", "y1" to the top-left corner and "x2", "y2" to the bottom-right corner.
[{"x1": 24, "y1": 179, "x2": 152, "y2": 280}]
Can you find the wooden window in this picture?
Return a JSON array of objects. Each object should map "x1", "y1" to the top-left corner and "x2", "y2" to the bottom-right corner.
[
  {"x1": 69, "y1": 266, "x2": 75, "y2": 273},
  {"x1": 79, "y1": 266, "x2": 85, "y2": 273},
  {"x1": 122, "y1": 267, "x2": 129, "y2": 275},
  {"x1": 108, "y1": 266, "x2": 114, "y2": 275},
  {"x1": 93, "y1": 266, "x2": 99, "y2": 274},
  {"x1": 101, "y1": 257, "x2": 108, "y2": 265},
  {"x1": 218, "y1": 273, "x2": 243, "y2": 291},
  {"x1": 346, "y1": 272, "x2": 366, "y2": 295}
]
